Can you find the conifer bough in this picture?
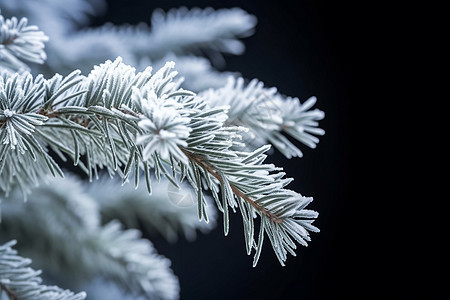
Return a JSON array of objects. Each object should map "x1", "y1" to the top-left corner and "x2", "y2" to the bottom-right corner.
[
  {"x1": 0, "y1": 57, "x2": 321, "y2": 267},
  {"x1": 0, "y1": 6, "x2": 325, "y2": 298}
]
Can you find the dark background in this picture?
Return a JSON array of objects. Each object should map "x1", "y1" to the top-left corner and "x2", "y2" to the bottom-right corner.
[{"x1": 93, "y1": 0, "x2": 363, "y2": 299}]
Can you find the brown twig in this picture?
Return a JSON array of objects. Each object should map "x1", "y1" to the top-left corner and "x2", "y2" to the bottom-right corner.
[
  {"x1": 180, "y1": 148, "x2": 282, "y2": 223},
  {"x1": 0, "y1": 282, "x2": 18, "y2": 300},
  {"x1": 1, "y1": 36, "x2": 17, "y2": 46},
  {"x1": 37, "y1": 107, "x2": 58, "y2": 118}
]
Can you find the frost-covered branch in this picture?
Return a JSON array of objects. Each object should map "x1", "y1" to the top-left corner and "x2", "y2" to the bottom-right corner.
[
  {"x1": 201, "y1": 77, "x2": 325, "y2": 158},
  {"x1": 179, "y1": 140, "x2": 319, "y2": 266},
  {"x1": 148, "y1": 7, "x2": 256, "y2": 63},
  {"x1": 69, "y1": 6, "x2": 255, "y2": 65},
  {"x1": 0, "y1": 0, "x2": 106, "y2": 36},
  {"x1": 0, "y1": 240, "x2": 86, "y2": 300},
  {"x1": 1, "y1": 4, "x2": 256, "y2": 78},
  {"x1": 88, "y1": 221, "x2": 179, "y2": 300},
  {"x1": 0, "y1": 57, "x2": 320, "y2": 265},
  {"x1": 0, "y1": 2, "x2": 326, "y2": 299},
  {"x1": 0, "y1": 13, "x2": 48, "y2": 72},
  {"x1": 0, "y1": 175, "x2": 179, "y2": 300}
]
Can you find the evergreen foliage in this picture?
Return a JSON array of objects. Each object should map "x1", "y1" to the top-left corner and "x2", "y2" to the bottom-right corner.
[
  {"x1": 0, "y1": 240, "x2": 86, "y2": 300},
  {"x1": 0, "y1": 2, "x2": 324, "y2": 299}
]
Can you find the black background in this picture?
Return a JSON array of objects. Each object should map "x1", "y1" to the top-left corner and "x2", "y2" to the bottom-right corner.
[{"x1": 92, "y1": 0, "x2": 364, "y2": 299}]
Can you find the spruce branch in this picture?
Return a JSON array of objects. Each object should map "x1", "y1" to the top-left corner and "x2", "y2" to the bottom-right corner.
[
  {"x1": 148, "y1": 7, "x2": 256, "y2": 62},
  {"x1": 131, "y1": 62, "x2": 319, "y2": 265},
  {"x1": 68, "y1": 6, "x2": 256, "y2": 66},
  {"x1": 0, "y1": 3, "x2": 327, "y2": 299},
  {"x1": 0, "y1": 240, "x2": 86, "y2": 300},
  {"x1": 0, "y1": 13, "x2": 48, "y2": 72},
  {"x1": 0, "y1": 0, "x2": 106, "y2": 35},
  {"x1": 179, "y1": 139, "x2": 319, "y2": 266},
  {"x1": 1, "y1": 5, "x2": 256, "y2": 76},
  {"x1": 1, "y1": 175, "x2": 180, "y2": 300},
  {"x1": 201, "y1": 76, "x2": 325, "y2": 158},
  {"x1": 89, "y1": 221, "x2": 179, "y2": 300},
  {"x1": 0, "y1": 57, "x2": 320, "y2": 266}
]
